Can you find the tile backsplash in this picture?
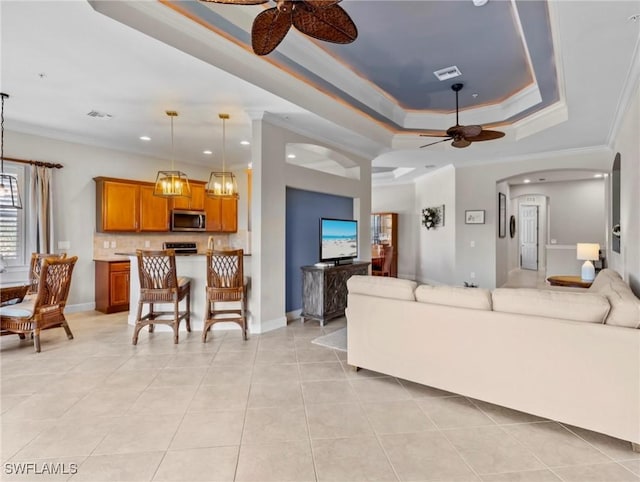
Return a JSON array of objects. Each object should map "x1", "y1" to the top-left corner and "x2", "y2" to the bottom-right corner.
[{"x1": 93, "y1": 230, "x2": 250, "y2": 259}]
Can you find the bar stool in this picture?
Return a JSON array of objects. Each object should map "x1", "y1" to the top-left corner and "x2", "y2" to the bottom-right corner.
[
  {"x1": 203, "y1": 249, "x2": 247, "y2": 342},
  {"x1": 132, "y1": 249, "x2": 191, "y2": 345}
]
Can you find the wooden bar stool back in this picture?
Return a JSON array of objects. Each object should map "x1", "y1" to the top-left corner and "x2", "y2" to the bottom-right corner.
[{"x1": 133, "y1": 249, "x2": 191, "y2": 345}]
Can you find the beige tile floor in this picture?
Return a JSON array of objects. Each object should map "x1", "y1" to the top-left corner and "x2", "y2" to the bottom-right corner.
[{"x1": 1, "y1": 311, "x2": 639, "y2": 482}]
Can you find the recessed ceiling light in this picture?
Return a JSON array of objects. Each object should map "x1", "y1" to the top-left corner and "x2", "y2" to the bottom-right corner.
[
  {"x1": 523, "y1": 179, "x2": 531, "y2": 183},
  {"x1": 424, "y1": 165, "x2": 436, "y2": 168},
  {"x1": 473, "y1": 0, "x2": 488, "y2": 6},
  {"x1": 287, "y1": 154, "x2": 296, "y2": 159},
  {"x1": 203, "y1": 150, "x2": 213, "y2": 155},
  {"x1": 139, "y1": 136, "x2": 151, "y2": 141},
  {"x1": 628, "y1": 14, "x2": 640, "y2": 22},
  {"x1": 240, "y1": 140, "x2": 250, "y2": 145},
  {"x1": 593, "y1": 173, "x2": 603, "y2": 178}
]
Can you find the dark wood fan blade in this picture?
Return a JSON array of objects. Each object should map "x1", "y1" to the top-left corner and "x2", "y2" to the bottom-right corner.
[
  {"x1": 304, "y1": 0, "x2": 341, "y2": 7},
  {"x1": 466, "y1": 130, "x2": 506, "y2": 142},
  {"x1": 200, "y1": 0, "x2": 268, "y2": 4},
  {"x1": 420, "y1": 137, "x2": 453, "y2": 148},
  {"x1": 252, "y1": 7, "x2": 293, "y2": 55},
  {"x1": 292, "y1": 3, "x2": 357, "y2": 44},
  {"x1": 451, "y1": 138, "x2": 471, "y2": 148}
]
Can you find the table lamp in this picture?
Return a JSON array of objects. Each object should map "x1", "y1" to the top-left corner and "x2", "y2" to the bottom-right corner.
[{"x1": 576, "y1": 243, "x2": 600, "y2": 281}]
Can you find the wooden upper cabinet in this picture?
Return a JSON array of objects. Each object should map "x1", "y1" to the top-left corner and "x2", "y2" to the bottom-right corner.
[
  {"x1": 139, "y1": 185, "x2": 169, "y2": 231},
  {"x1": 96, "y1": 180, "x2": 139, "y2": 232},
  {"x1": 221, "y1": 197, "x2": 238, "y2": 232},
  {"x1": 95, "y1": 177, "x2": 169, "y2": 233},
  {"x1": 172, "y1": 183, "x2": 205, "y2": 211},
  {"x1": 203, "y1": 196, "x2": 237, "y2": 233}
]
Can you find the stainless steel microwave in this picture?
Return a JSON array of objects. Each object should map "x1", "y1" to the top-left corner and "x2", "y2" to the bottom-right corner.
[{"x1": 171, "y1": 210, "x2": 206, "y2": 232}]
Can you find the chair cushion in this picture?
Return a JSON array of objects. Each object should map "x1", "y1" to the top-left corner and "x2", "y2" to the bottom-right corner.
[
  {"x1": 415, "y1": 285, "x2": 492, "y2": 310},
  {"x1": 492, "y1": 288, "x2": 610, "y2": 323},
  {"x1": 347, "y1": 275, "x2": 417, "y2": 301},
  {"x1": 0, "y1": 297, "x2": 36, "y2": 318}
]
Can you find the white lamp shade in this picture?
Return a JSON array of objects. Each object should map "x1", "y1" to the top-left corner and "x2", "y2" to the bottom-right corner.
[{"x1": 576, "y1": 243, "x2": 600, "y2": 261}]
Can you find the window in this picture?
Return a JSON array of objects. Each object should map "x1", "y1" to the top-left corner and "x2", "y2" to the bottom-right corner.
[{"x1": 0, "y1": 163, "x2": 26, "y2": 268}]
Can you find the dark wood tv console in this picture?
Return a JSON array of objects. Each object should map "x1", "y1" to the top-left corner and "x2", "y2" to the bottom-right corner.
[{"x1": 300, "y1": 262, "x2": 370, "y2": 326}]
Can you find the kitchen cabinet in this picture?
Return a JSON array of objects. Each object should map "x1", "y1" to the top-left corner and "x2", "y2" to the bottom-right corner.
[
  {"x1": 204, "y1": 196, "x2": 238, "y2": 232},
  {"x1": 172, "y1": 182, "x2": 205, "y2": 211},
  {"x1": 95, "y1": 260, "x2": 130, "y2": 313},
  {"x1": 94, "y1": 177, "x2": 169, "y2": 232}
]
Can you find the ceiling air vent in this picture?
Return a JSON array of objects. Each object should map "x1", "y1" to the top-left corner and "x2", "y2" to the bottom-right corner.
[
  {"x1": 87, "y1": 110, "x2": 113, "y2": 119},
  {"x1": 433, "y1": 66, "x2": 462, "y2": 81}
]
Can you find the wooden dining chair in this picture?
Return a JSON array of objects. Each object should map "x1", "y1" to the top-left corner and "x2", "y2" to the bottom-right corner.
[
  {"x1": 203, "y1": 249, "x2": 247, "y2": 342},
  {"x1": 28, "y1": 252, "x2": 67, "y2": 294},
  {"x1": 0, "y1": 256, "x2": 77, "y2": 352},
  {"x1": 133, "y1": 249, "x2": 191, "y2": 345}
]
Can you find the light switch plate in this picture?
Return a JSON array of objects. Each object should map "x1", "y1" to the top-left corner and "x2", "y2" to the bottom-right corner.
[
  {"x1": 110, "y1": 241, "x2": 116, "y2": 248},
  {"x1": 103, "y1": 241, "x2": 109, "y2": 249}
]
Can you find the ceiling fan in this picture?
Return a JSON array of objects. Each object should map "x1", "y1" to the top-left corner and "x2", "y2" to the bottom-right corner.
[
  {"x1": 420, "y1": 83, "x2": 505, "y2": 149},
  {"x1": 200, "y1": 0, "x2": 358, "y2": 56}
]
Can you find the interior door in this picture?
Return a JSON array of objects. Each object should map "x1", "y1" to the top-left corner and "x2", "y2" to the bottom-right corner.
[{"x1": 520, "y1": 204, "x2": 539, "y2": 270}]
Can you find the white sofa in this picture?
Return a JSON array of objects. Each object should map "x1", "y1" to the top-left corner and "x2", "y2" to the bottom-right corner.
[{"x1": 345, "y1": 269, "x2": 640, "y2": 447}]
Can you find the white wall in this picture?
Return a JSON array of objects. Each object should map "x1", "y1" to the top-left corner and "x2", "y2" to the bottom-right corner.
[
  {"x1": 454, "y1": 148, "x2": 612, "y2": 288},
  {"x1": 5, "y1": 130, "x2": 233, "y2": 309},
  {"x1": 251, "y1": 116, "x2": 372, "y2": 333},
  {"x1": 414, "y1": 165, "x2": 456, "y2": 285},
  {"x1": 610, "y1": 83, "x2": 640, "y2": 295},
  {"x1": 371, "y1": 183, "x2": 416, "y2": 280}
]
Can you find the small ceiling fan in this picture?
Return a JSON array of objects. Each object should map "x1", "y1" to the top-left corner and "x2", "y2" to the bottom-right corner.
[
  {"x1": 420, "y1": 83, "x2": 505, "y2": 149},
  {"x1": 200, "y1": 0, "x2": 358, "y2": 56}
]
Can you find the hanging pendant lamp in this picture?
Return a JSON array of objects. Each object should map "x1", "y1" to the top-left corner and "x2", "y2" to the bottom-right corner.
[
  {"x1": 154, "y1": 110, "x2": 191, "y2": 198},
  {"x1": 206, "y1": 113, "x2": 238, "y2": 199},
  {"x1": 0, "y1": 93, "x2": 22, "y2": 209}
]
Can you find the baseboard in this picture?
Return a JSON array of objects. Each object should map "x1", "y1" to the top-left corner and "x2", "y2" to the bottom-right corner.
[
  {"x1": 66, "y1": 302, "x2": 96, "y2": 313},
  {"x1": 286, "y1": 309, "x2": 302, "y2": 322},
  {"x1": 252, "y1": 316, "x2": 287, "y2": 334}
]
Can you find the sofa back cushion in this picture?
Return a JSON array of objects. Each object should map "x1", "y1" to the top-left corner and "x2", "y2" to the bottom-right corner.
[
  {"x1": 589, "y1": 269, "x2": 640, "y2": 328},
  {"x1": 347, "y1": 275, "x2": 417, "y2": 301},
  {"x1": 415, "y1": 285, "x2": 492, "y2": 310},
  {"x1": 492, "y1": 288, "x2": 610, "y2": 323}
]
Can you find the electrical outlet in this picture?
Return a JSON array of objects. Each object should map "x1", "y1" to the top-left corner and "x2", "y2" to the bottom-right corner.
[
  {"x1": 470, "y1": 272, "x2": 476, "y2": 279},
  {"x1": 103, "y1": 241, "x2": 109, "y2": 249},
  {"x1": 470, "y1": 240, "x2": 475, "y2": 248},
  {"x1": 144, "y1": 240, "x2": 151, "y2": 248},
  {"x1": 110, "y1": 241, "x2": 116, "y2": 248}
]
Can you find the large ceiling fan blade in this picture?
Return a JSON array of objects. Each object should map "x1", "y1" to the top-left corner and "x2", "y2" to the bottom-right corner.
[
  {"x1": 304, "y1": 0, "x2": 342, "y2": 7},
  {"x1": 201, "y1": 0, "x2": 268, "y2": 4},
  {"x1": 251, "y1": 6, "x2": 293, "y2": 55},
  {"x1": 451, "y1": 138, "x2": 471, "y2": 148},
  {"x1": 292, "y1": 3, "x2": 357, "y2": 44},
  {"x1": 420, "y1": 137, "x2": 453, "y2": 149},
  {"x1": 419, "y1": 132, "x2": 450, "y2": 138},
  {"x1": 466, "y1": 130, "x2": 506, "y2": 142}
]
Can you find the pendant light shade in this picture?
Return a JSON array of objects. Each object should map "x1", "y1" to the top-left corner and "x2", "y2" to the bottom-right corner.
[
  {"x1": 207, "y1": 113, "x2": 238, "y2": 199},
  {"x1": 0, "y1": 93, "x2": 22, "y2": 209},
  {"x1": 154, "y1": 111, "x2": 191, "y2": 198}
]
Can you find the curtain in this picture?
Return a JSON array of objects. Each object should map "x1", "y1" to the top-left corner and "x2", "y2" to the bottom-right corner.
[{"x1": 28, "y1": 165, "x2": 54, "y2": 253}]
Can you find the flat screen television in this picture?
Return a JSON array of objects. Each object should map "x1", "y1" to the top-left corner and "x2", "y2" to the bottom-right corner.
[{"x1": 320, "y1": 218, "x2": 358, "y2": 264}]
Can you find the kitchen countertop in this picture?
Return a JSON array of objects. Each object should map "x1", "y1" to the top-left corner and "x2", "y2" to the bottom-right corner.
[{"x1": 93, "y1": 256, "x2": 131, "y2": 262}]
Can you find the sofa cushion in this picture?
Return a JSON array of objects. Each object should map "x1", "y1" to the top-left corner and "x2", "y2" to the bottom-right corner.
[
  {"x1": 589, "y1": 270, "x2": 640, "y2": 328},
  {"x1": 347, "y1": 275, "x2": 417, "y2": 301},
  {"x1": 492, "y1": 288, "x2": 610, "y2": 323},
  {"x1": 415, "y1": 285, "x2": 492, "y2": 310}
]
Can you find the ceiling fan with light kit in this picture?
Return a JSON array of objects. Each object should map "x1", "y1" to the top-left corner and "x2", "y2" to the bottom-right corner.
[
  {"x1": 420, "y1": 83, "x2": 505, "y2": 149},
  {"x1": 199, "y1": 0, "x2": 358, "y2": 55}
]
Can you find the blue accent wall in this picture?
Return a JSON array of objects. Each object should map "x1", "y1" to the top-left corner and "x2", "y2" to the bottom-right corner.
[{"x1": 286, "y1": 187, "x2": 353, "y2": 313}]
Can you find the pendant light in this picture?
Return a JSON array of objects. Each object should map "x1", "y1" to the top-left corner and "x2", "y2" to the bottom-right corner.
[
  {"x1": 154, "y1": 110, "x2": 191, "y2": 198},
  {"x1": 0, "y1": 93, "x2": 22, "y2": 209},
  {"x1": 206, "y1": 113, "x2": 238, "y2": 199}
]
